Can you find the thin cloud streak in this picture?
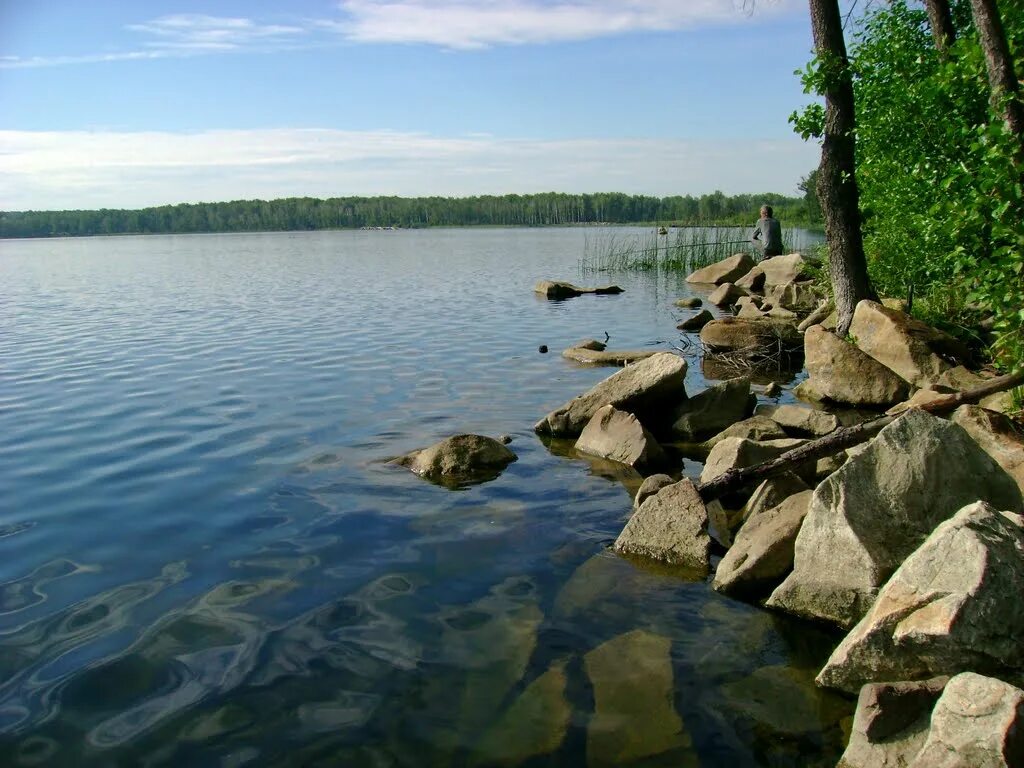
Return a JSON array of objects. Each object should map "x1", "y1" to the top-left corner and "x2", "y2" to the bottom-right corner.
[{"x1": 0, "y1": 128, "x2": 819, "y2": 211}]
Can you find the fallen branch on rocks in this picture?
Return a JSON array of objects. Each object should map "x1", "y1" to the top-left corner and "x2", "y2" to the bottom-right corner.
[{"x1": 696, "y1": 370, "x2": 1024, "y2": 502}]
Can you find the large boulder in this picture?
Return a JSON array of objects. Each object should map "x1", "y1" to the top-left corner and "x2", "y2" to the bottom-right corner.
[
  {"x1": 702, "y1": 415, "x2": 788, "y2": 450},
  {"x1": 708, "y1": 282, "x2": 746, "y2": 306},
  {"x1": 667, "y1": 377, "x2": 752, "y2": 441},
  {"x1": 534, "y1": 353, "x2": 687, "y2": 437},
  {"x1": 562, "y1": 346, "x2": 660, "y2": 366},
  {"x1": 754, "y1": 403, "x2": 838, "y2": 437},
  {"x1": 838, "y1": 678, "x2": 948, "y2": 768},
  {"x1": 699, "y1": 317, "x2": 802, "y2": 355},
  {"x1": 735, "y1": 265, "x2": 765, "y2": 292},
  {"x1": 613, "y1": 479, "x2": 711, "y2": 572},
  {"x1": 767, "y1": 410, "x2": 1023, "y2": 628},
  {"x1": 951, "y1": 405, "x2": 1024, "y2": 495},
  {"x1": 686, "y1": 252, "x2": 756, "y2": 285},
  {"x1": 849, "y1": 300, "x2": 970, "y2": 388},
  {"x1": 677, "y1": 309, "x2": 713, "y2": 332},
  {"x1": 803, "y1": 326, "x2": 910, "y2": 407},
  {"x1": 575, "y1": 405, "x2": 666, "y2": 473},
  {"x1": 910, "y1": 672, "x2": 1024, "y2": 768},
  {"x1": 767, "y1": 280, "x2": 823, "y2": 312},
  {"x1": 738, "y1": 472, "x2": 810, "y2": 527},
  {"x1": 534, "y1": 280, "x2": 623, "y2": 299},
  {"x1": 392, "y1": 434, "x2": 517, "y2": 486},
  {"x1": 699, "y1": 437, "x2": 806, "y2": 485},
  {"x1": 760, "y1": 253, "x2": 812, "y2": 288},
  {"x1": 818, "y1": 502, "x2": 1024, "y2": 693},
  {"x1": 633, "y1": 474, "x2": 675, "y2": 510},
  {"x1": 712, "y1": 490, "x2": 812, "y2": 598}
]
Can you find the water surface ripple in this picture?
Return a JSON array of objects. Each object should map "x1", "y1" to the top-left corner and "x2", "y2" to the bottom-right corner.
[{"x1": 0, "y1": 228, "x2": 845, "y2": 767}]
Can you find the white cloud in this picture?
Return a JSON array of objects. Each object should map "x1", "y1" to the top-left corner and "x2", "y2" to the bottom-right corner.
[
  {"x1": 0, "y1": 128, "x2": 819, "y2": 211},
  {"x1": 126, "y1": 14, "x2": 305, "y2": 52},
  {"x1": 326, "y1": 0, "x2": 796, "y2": 49}
]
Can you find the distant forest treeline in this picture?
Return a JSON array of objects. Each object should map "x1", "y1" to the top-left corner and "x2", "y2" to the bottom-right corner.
[{"x1": 0, "y1": 190, "x2": 817, "y2": 239}]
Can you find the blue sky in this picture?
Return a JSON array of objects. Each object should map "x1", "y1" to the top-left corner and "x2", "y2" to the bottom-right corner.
[{"x1": 1, "y1": 1, "x2": 825, "y2": 211}]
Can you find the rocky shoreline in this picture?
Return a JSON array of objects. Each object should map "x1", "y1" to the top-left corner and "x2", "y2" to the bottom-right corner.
[{"x1": 393, "y1": 253, "x2": 1024, "y2": 766}]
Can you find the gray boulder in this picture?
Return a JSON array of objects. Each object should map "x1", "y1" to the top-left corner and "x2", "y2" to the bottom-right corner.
[
  {"x1": 760, "y1": 253, "x2": 812, "y2": 288},
  {"x1": 699, "y1": 437, "x2": 806, "y2": 485},
  {"x1": 754, "y1": 403, "x2": 838, "y2": 437},
  {"x1": 392, "y1": 434, "x2": 517, "y2": 486},
  {"x1": 686, "y1": 252, "x2": 756, "y2": 285},
  {"x1": 712, "y1": 490, "x2": 812, "y2": 598},
  {"x1": 633, "y1": 474, "x2": 675, "y2": 510},
  {"x1": 534, "y1": 281, "x2": 623, "y2": 299},
  {"x1": 818, "y1": 502, "x2": 1024, "y2": 693},
  {"x1": 677, "y1": 309, "x2": 713, "y2": 332},
  {"x1": 838, "y1": 678, "x2": 948, "y2": 768},
  {"x1": 910, "y1": 672, "x2": 1024, "y2": 768},
  {"x1": 804, "y1": 326, "x2": 910, "y2": 407},
  {"x1": 768, "y1": 410, "x2": 1023, "y2": 629},
  {"x1": 738, "y1": 472, "x2": 810, "y2": 527},
  {"x1": 952, "y1": 405, "x2": 1024, "y2": 496},
  {"x1": 849, "y1": 300, "x2": 969, "y2": 388},
  {"x1": 575, "y1": 405, "x2": 666, "y2": 473},
  {"x1": 534, "y1": 353, "x2": 687, "y2": 437},
  {"x1": 668, "y1": 377, "x2": 752, "y2": 441},
  {"x1": 700, "y1": 317, "x2": 802, "y2": 355},
  {"x1": 702, "y1": 415, "x2": 788, "y2": 450},
  {"x1": 613, "y1": 479, "x2": 711, "y2": 573}
]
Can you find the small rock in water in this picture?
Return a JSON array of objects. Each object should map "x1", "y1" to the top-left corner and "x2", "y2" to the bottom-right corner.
[
  {"x1": 498, "y1": 434, "x2": 513, "y2": 445},
  {"x1": 764, "y1": 382, "x2": 782, "y2": 398},
  {"x1": 538, "y1": 345, "x2": 548, "y2": 354}
]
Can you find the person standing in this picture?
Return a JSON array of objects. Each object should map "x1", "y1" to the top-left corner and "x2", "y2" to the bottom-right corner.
[{"x1": 752, "y1": 205, "x2": 784, "y2": 259}]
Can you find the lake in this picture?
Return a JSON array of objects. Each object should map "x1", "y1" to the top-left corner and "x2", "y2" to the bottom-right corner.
[{"x1": 0, "y1": 227, "x2": 849, "y2": 767}]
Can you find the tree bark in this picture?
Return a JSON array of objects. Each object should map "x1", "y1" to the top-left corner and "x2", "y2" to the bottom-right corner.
[
  {"x1": 969, "y1": 0, "x2": 1024, "y2": 140},
  {"x1": 924, "y1": 0, "x2": 957, "y2": 53},
  {"x1": 809, "y1": 0, "x2": 877, "y2": 337}
]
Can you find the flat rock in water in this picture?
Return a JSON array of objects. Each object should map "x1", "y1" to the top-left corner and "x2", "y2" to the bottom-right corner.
[
  {"x1": 685, "y1": 252, "x2": 756, "y2": 285},
  {"x1": 803, "y1": 326, "x2": 910, "y2": 407},
  {"x1": 818, "y1": 502, "x2": 1024, "y2": 694},
  {"x1": 575, "y1": 405, "x2": 666, "y2": 473},
  {"x1": 668, "y1": 376, "x2": 752, "y2": 441},
  {"x1": 677, "y1": 309, "x2": 713, "y2": 332},
  {"x1": 613, "y1": 478, "x2": 711, "y2": 572},
  {"x1": 534, "y1": 280, "x2": 623, "y2": 299},
  {"x1": 561, "y1": 346, "x2": 660, "y2": 366},
  {"x1": 534, "y1": 352, "x2": 687, "y2": 438},
  {"x1": 393, "y1": 434, "x2": 517, "y2": 487},
  {"x1": 674, "y1": 297, "x2": 703, "y2": 308},
  {"x1": 767, "y1": 410, "x2": 1023, "y2": 629}
]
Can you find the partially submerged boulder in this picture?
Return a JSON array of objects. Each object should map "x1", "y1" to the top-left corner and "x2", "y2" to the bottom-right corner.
[
  {"x1": 392, "y1": 434, "x2": 517, "y2": 487},
  {"x1": 818, "y1": 502, "x2": 1024, "y2": 693},
  {"x1": 686, "y1": 252, "x2": 756, "y2": 285},
  {"x1": 767, "y1": 410, "x2": 1023, "y2": 628},
  {"x1": 562, "y1": 346, "x2": 660, "y2": 366},
  {"x1": 754, "y1": 403, "x2": 838, "y2": 437},
  {"x1": 534, "y1": 281, "x2": 623, "y2": 299},
  {"x1": 677, "y1": 309, "x2": 713, "y2": 332},
  {"x1": 668, "y1": 377, "x2": 752, "y2": 441},
  {"x1": 699, "y1": 317, "x2": 802, "y2": 355},
  {"x1": 613, "y1": 478, "x2": 711, "y2": 572},
  {"x1": 803, "y1": 326, "x2": 910, "y2": 407},
  {"x1": 712, "y1": 490, "x2": 813, "y2": 599},
  {"x1": 633, "y1": 474, "x2": 675, "y2": 510},
  {"x1": 674, "y1": 297, "x2": 703, "y2": 308},
  {"x1": 575, "y1": 405, "x2": 666, "y2": 473},
  {"x1": 535, "y1": 353, "x2": 687, "y2": 438},
  {"x1": 849, "y1": 300, "x2": 970, "y2": 388}
]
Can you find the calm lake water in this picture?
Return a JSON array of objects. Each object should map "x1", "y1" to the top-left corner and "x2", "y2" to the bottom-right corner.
[{"x1": 0, "y1": 227, "x2": 848, "y2": 767}]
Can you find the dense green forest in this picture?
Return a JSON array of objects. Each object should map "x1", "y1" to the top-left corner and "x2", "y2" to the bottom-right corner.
[{"x1": 0, "y1": 190, "x2": 815, "y2": 239}]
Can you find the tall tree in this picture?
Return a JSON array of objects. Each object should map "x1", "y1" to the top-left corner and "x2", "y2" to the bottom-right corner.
[
  {"x1": 809, "y1": 0, "x2": 877, "y2": 335},
  {"x1": 924, "y1": 0, "x2": 957, "y2": 52},
  {"x1": 969, "y1": 0, "x2": 1024, "y2": 141}
]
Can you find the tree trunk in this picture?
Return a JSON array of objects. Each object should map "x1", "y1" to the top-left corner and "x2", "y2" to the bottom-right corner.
[
  {"x1": 969, "y1": 0, "x2": 1024, "y2": 140},
  {"x1": 809, "y1": 0, "x2": 877, "y2": 336},
  {"x1": 924, "y1": 0, "x2": 957, "y2": 53}
]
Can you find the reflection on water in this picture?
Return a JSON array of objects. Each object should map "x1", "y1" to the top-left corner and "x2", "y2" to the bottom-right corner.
[{"x1": 0, "y1": 228, "x2": 845, "y2": 766}]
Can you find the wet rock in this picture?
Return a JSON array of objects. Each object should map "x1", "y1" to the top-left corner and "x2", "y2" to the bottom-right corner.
[
  {"x1": 803, "y1": 326, "x2": 910, "y2": 407},
  {"x1": 768, "y1": 410, "x2": 1023, "y2": 629},
  {"x1": 562, "y1": 346, "x2": 660, "y2": 366},
  {"x1": 818, "y1": 502, "x2": 1024, "y2": 694},
  {"x1": 584, "y1": 629, "x2": 694, "y2": 766},
  {"x1": 634, "y1": 473, "x2": 675, "y2": 510},
  {"x1": 952, "y1": 405, "x2": 1024, "y2": 495},
  {"x1": 392, "y1": 434, "x2": 517, "y2": 487},
  {"x1": 571, "y1": 338, "x2": 607, "y2": 352},
  {"x1": 686, "y1": 252, "x2": 756, "y2": 285},
  {"x1": 700, "y1": 317, "x2": 802, "y2": 355},
  {"x1": 534, "y1": 281, "x2": 623, "y2": 299},
  {"x1": 675, "y1": 297, "x2": 703, "y2": 308},
  {"x1": 838, "y1": 678, "x2": 947, "y2": 768},
  {"x1": 754, "y1": 403, "x2": 838, "y2": 437},
  {"x1": 575, "y1": 405, "x2": 666, "y2": 473},
  {"x1": 534, "y1": 352, "x2": 687, "y2": 438},
  {"x1": 702, "y1": 415, "x2": 788, "y2": 450},
  {"x1": 613, "y1": 478, "x2": 711, "y2": 572},
  {"x1": 699, "y1": 437, "x2": 806, "y2": 485},
  {"x1": 708, "y1": 282, "x2": 746, "y2": 306},
  {"x1": 677, "y1": 309, "x2": 714, "y2": 332},
  {"x1": 668, "y1": 377, "x2": 753, "y2": 441},
  {"x1": 911, "y1": 672, "x2": 1024, "y2": 768},
  {"x1": 713, "y1": 490, "x2": 813, "y2": 598},
  {"x1": 849, "y1": 300, "x2": 970, "y2": 388}
]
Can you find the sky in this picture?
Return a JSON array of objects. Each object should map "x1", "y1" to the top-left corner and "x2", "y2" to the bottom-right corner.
[{"x1": 0, "y1": 0, "x2": 826, "y2": 211}]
